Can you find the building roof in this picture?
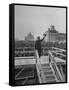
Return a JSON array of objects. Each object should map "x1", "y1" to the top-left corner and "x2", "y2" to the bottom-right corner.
[
  {"x1": 48, "y1": 25, "x2": 58, "y2": 33},
  {"x1": 59, "y1": 33, "x2": 66, "y2": 36},
  {"x1": 25, "y1": 32, "x2": 34, "y2": 41},
  {"x1": 49, "y1": 29, "x2": 58, "y2": 33}
]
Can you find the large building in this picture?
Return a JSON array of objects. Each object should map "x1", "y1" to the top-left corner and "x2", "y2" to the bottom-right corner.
[
  {"x1": 25, "y1": 32, "x2": 34, "y2": 41},
  {"x1": 44, "y1": 25, "x2": 66, "y2": 43}
]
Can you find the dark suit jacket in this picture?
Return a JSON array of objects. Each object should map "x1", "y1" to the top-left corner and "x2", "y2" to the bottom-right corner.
[{"x1": 35, "y1": 37, "x2": 45, "y2": 52}]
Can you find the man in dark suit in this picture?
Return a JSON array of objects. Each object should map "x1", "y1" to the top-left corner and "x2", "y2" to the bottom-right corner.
[{"x1": 35, "y1": 34, "x2": 46, "y2": 58}]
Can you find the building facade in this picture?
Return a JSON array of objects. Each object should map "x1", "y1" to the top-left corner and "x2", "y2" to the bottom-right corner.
[
  {"x1": 44, "y1": 25, "x2": 66, "y2": 43},
  {"x1": 25, "y1": 32, "x2": 34, "y2": 41}
]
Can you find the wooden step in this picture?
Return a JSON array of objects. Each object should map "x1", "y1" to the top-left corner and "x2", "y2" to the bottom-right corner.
[
  {"x1": 45, "y1": 75, "x2": 55, "y2": 80},
  {"x1": 46, "y1": 79, "x2": 56, "y2": 83},
  {"x1": 42, "y1": 67, "x2": 51, "y2": 71},
  {"x1": 41, "y1": 64, "x2": 50, "y2": 67},
  {"x1": 44, "y1": 71, "x2": 53, "y2": 75}
]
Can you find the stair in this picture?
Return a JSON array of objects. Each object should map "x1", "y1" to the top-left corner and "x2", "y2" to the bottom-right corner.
[
  {"x1": 35, "y1": 51, "x2": 60, "y2": 83},
  {"x1": 41, "y1": 64, "x2": 56, "y2": 83}
]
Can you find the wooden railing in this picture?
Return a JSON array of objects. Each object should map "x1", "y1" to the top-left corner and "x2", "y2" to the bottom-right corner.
[
  {"x1": 35, "y1": 50, "x2": 46, "y2": 83},
  {"x1": 49, "y1": 51, "x2": 65, "y2": 82},
  {"x1": 15, "y1": 46, "x2": 66, "y2": 82}
]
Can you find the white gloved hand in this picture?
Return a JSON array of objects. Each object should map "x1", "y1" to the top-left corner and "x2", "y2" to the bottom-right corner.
[{"x1": 43, "y1": 33, "x2": 47, "y2": 37}]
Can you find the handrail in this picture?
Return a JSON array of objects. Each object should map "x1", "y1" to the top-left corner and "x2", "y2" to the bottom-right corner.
[
  {"x1": 35, "y1": 50, "x2": 46, "y2": 83},
  {"x1": 15, "y1": 46, "x2": 66, "y2": 51},
  {"x1": 57, "y1": 65, "x2": 65, "y2": 82},
  {"x1": 51, "y1": 51, "x2": 66, "y2": 57},
  {"x1": 15, "y1": 51, "x2": 35, "y2": 53},
  {"x1": 51, "y1": 47, "x2": 66, "y2": 52},
  {"x1": 49, "y1": 51, "x2": 64, "y2": 82}
]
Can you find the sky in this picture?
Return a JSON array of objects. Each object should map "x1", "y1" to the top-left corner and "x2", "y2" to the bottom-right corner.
[{"x1": 15, "y1": 5, "x2": 66, "y2": 40}]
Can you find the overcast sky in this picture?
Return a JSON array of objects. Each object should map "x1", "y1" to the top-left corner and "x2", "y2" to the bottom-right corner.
[{"x1": 15, "y1": 5, "x2": 66, "y2": 40}]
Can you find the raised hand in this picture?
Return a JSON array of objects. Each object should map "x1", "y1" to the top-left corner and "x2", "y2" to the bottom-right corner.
[{"x1": 43, "y1": 33, "x2": 47, "y2": 37}]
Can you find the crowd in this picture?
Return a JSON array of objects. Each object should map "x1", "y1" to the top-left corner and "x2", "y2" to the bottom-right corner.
[{"x1": 15, "y1": 40, "x2": 66, "y2": 50}]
